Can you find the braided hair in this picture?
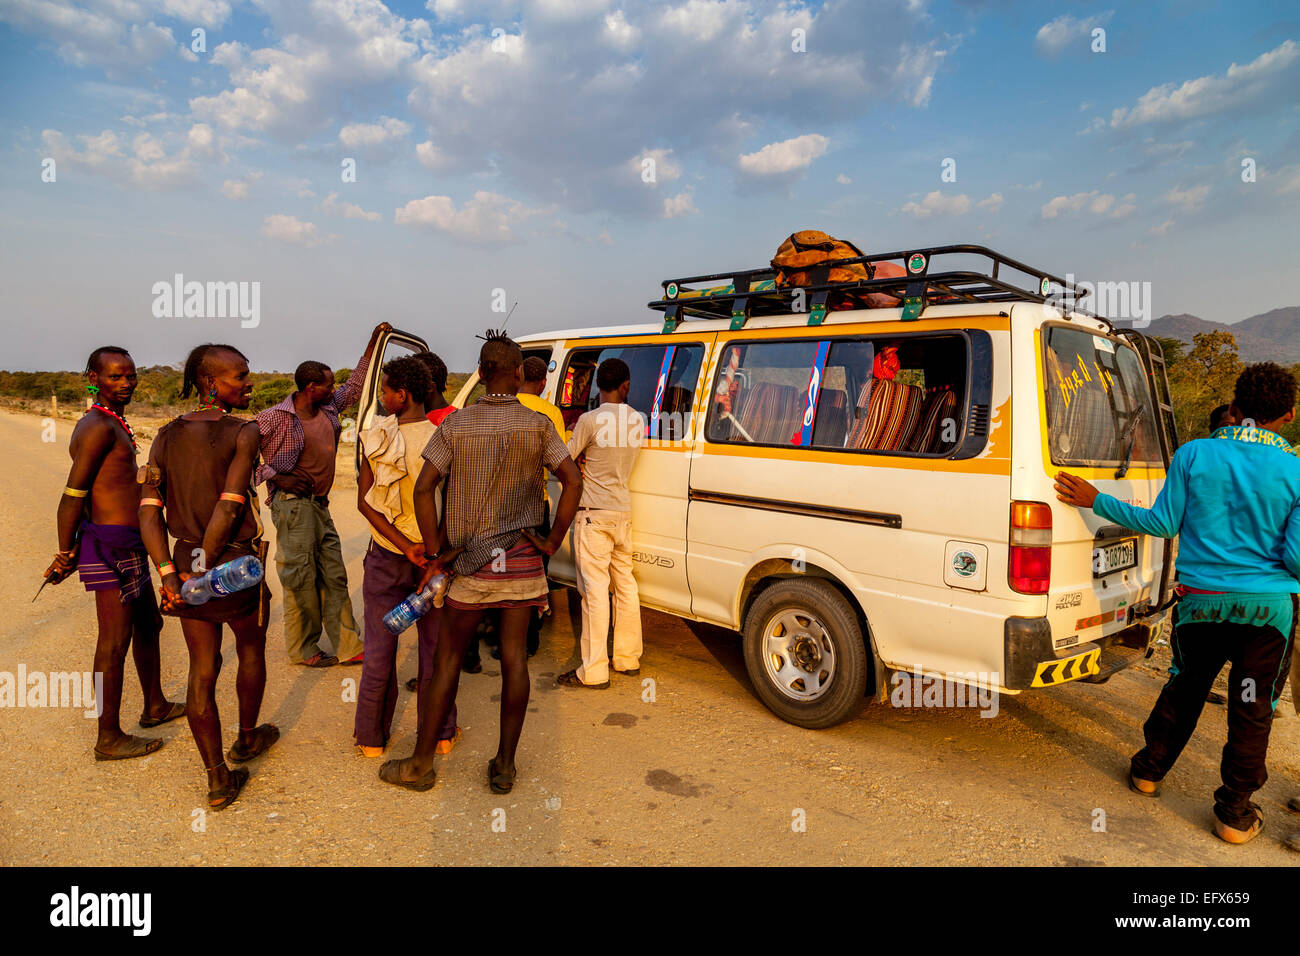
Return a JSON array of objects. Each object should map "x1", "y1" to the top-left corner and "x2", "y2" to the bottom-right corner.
[{"x1": 181, "y1": 343, "x2": 248, "y2": 399}]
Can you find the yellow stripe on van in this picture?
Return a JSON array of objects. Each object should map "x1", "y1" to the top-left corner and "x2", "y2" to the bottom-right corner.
[
  {"x1": 699, "y1": 442, "x2": 1011, "y2": 475},
  {"x1": 1030, "y1": 647, "x2": 1101, "y2": 687},
  {"x1": 1033, "y1": 328, "x2": 1166, "y2": 482}
]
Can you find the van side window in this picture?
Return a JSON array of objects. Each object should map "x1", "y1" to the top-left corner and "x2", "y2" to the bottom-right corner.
[
  {"x1": 558, "y1": 344, "x2": 704, "y2": 440},
  {"x1": 705, "y1": 335, "x2": 967, "y2": 456}
]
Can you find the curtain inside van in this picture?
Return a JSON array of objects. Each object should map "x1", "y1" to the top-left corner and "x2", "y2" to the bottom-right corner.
[{"x1": 1043, "y1": 326, "x2": 1160, "y2": 468}]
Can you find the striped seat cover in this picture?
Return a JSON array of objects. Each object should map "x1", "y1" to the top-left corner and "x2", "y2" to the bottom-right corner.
[
  {"x1": 904, "y1": 387, "x2": 959, "y2": 453},
  {"x1": 734, "y1": 382, "x2": 803, "y2": 445},
  {"x1": 847, "y1": 378, "x2": 924, "y2": 451}
]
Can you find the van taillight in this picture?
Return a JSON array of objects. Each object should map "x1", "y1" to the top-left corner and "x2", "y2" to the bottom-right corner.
[{"x1": 1009, "y1": 501, "x2": 1052, "y2": 594}]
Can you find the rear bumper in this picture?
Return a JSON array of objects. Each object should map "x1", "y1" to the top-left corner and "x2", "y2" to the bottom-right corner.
[{"x1": 1003, "y1": 613, "x2": 1161, "y2": 691}]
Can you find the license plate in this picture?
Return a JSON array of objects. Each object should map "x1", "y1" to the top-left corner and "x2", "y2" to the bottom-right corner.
[{"x1": 1093, "y1": 538, "x2": 1137, "y2": 577}]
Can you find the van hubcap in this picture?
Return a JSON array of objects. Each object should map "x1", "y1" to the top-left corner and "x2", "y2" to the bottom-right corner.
[{"x1": 762, "y1": 610, "x2": 835, "y2": 701}]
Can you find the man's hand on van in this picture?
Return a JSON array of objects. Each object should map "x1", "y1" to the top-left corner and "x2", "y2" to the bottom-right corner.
[{"x1": 1054, "y1": 471, "x2": 1099, "y2": 509}]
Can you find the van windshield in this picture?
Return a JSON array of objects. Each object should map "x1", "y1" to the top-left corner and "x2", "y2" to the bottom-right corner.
[{"x1": 1043, "y1": 326, "x2": 1161, "y2": 468}]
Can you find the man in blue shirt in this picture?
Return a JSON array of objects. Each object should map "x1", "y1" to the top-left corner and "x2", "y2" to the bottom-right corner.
[{"x1": 1055, "y1": 363, "x2": 1300, "y2": 846}]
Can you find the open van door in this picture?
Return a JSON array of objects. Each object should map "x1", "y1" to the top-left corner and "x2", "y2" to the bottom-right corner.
[{"x1": 353, "y1": 326, "x2": 430, "y2": 478}]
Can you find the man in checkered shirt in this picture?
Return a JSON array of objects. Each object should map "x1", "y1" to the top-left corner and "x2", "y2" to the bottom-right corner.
[
  {"x1": 379, "y1": 334, "x2": 583, "y2": 795},
  {"x1": 255, "y1": 322, "x2": 388, "y2": 667}
]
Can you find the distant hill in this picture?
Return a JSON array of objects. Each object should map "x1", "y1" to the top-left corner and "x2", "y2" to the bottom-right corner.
[{"x1": 1146, "y1": 307, "x2": 1300, "y2": 364}]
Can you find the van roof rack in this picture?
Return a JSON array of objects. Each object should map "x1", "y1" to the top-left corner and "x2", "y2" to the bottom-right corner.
[{"x1": 647, "y1": 243, "x2": 1100, "y2": 333}]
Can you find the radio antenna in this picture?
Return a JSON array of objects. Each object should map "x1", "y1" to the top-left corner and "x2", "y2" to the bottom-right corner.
[{"x1": 476, "y1": 301, "x2": 519, "y2": 341}]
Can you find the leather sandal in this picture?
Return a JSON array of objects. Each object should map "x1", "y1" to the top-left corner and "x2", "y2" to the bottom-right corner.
[
  {"x1": 208, "y1": 768, "x2": 250, "y2": 811},
  {"x1": 227, "y1": 724, "x2": 280, "y2": 763}
]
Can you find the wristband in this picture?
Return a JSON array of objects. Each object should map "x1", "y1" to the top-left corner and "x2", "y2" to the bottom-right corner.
[
  {"x1": 219, "y1": 492, "x2": 246, "y2": 504},
  {"x1": 156, "y1": 561, "x2": 177, "y2": 576},
  {"x1": 140, "y1": 497, "x2": 164, "y2": 508},
  {"x1": 64, "y1": 486, "x2": 89, "y2": 498}
]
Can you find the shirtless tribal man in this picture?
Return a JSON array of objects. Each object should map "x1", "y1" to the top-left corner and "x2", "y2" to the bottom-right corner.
[
  {"x1": 44, "y1": 346, "x2": 185, "y2": 761},
  {"x1": 140, "y1": 343, "x2": 279, "y2": 811}
]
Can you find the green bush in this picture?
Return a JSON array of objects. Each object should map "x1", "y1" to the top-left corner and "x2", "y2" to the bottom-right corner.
[{"x1": 250, "y1": 377, "x2": 294, "y2": 412}]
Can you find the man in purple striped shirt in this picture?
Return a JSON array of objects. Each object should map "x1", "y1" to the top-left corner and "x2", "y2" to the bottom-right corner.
[{"x1": 255, "y1": 323, "x2": 389, "y2": 667}]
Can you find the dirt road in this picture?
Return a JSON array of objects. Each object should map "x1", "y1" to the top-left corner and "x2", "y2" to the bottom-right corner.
[{"x1": 1, "y1": 406, "x2": 1297, "y2": 865}]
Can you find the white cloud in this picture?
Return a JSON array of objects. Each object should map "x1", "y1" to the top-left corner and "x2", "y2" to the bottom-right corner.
[
  {"x1": 737, "y1": 134, "x2": 829, "y2": 177},
  {"x1": 630, "y1": 148, "x2": 682, "y2": 184},
  {"x1": 40, "y1": 121, "x2": 224, "y2": 189},
  {"x1": 405, "y1": 1, "x2": 949, "y2": 215},
  {"x1": 899, "y1": 190, "x2": 972, "y2": 219},
  {"x1": 220, "y1": 170, "x2": 263, "y2": 200},
  {"x1": 1150, "y1": 219, "x2": 1175, "y2": 236},
  {"x1": 322, "y1": 190, "x2": 381, "y2": 221},
  {"x1": 1040, "y1": 190, "x2": 1135, "y2": 220},
  {"x1": 415, "y1": 140, "x2": 453, "y2": 172},
  {"x1": 393, "y1": 190, "x2": 547, "y2": 243},
  {"x1": 339, "y1": 115, "x2": 412, "y2": 151},
  {"x1": 191, "y1": 1, "x2": 426, "y2": 138},
  {"x1": 1034, "y1": 12, "x2": 1113, "y2": 59},
  {"x1": 1110, "y1": 39, "x2": 1300, "y2": 128},
  {"x1": 1272, "y1": 164, "x2": 1300, "y2": 195},
  {"x1": 603, "y1": 9, "x2": 639, "y2": 49},
  {"x1": 662, "y1": 190, "x2": 697, "y2": 219},
  {"x1": 659, "y1": 0, "x2": 731, "y2": 42},
  {"x1": 0, "y1": 3, "x2": 207, "y2": 77},
  {"x1": 1164, "y1": 183, "x2": 1210, "y2": 211},
  {"x1": 261, "y1": 214, "x2": 333, "y2": 246},
  {"x1": 161, "y1": 0, "x2": 233, "y2": 28},
  {"x1": 891, "y1": 39, "x2": 946, "y2": 107},
  {"x1": 836, "y1": 173, "x2": 852, "y2": 185},
  {"x1": 977, "y1": 192, "x2": 1003, "y2": 213}
]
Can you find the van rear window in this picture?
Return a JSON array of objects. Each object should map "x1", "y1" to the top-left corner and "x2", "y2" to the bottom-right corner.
[{"x1": 1043, "y1": 326, "x2": 1160, "y2": 468}]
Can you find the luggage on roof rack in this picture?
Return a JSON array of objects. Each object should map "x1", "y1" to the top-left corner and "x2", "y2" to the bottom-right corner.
[{"x1": 648, "y1": 242, "x2": 1094, "y2": 333}]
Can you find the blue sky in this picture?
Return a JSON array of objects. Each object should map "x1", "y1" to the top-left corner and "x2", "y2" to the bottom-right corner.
[{"x1": 2, "y1": 0, "x2": 1297, "y2": 373}]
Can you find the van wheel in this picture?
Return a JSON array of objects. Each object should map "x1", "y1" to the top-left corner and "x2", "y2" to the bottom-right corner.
[{"x1": 742, "y1": 578, "x2": 868, "y2": 729}]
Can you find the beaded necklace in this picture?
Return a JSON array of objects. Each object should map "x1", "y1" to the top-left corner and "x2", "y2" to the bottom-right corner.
[
  {"x1": 194, "y1": 400, "x2": 226, "y2": 413},
  {"x1": 92, "y1": 402, "x2": 137, "y2": 452}
]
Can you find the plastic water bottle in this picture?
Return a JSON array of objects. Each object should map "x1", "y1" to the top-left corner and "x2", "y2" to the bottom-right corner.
[
  {"x1": 182, "y1": 556, "x2": 264, "y2": 605},
  {"x1": 383, "y1": 572, "x2": 450, "y2": 635}
]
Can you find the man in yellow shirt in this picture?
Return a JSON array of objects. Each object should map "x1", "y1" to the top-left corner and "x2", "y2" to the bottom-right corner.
[
  {"x1": 518, "y1": 356, "x2": 565, "y2": 440},
  {"x1": 514, "y1": 356, "x2": 564, "y2": 656}
]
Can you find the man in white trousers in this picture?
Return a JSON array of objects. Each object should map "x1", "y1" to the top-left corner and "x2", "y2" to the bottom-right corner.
[{"x1": 558, "y1": 358, "x2": 644, "y2": 689}]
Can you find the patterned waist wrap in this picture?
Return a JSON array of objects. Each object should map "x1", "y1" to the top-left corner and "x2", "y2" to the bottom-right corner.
[{"x1": 77, "y1": 521, "x2": 149, "y2": 604}]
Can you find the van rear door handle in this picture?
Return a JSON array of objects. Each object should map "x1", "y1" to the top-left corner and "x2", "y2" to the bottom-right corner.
[{"x1": 1096, "y1": 523, "x2": 1140, "y2": 539}]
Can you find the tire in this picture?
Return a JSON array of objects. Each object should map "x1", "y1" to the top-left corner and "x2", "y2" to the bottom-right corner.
[{"x1": 742, "y1": 578, "x2": 869, "y2": 729}]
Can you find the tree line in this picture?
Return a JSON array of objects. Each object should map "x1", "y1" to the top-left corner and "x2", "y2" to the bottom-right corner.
[
  {"x1": 0, "y1": 365, "x2": 471, "y2": 417},
  {"x1": 1153, "y1": 330, "x2": 1300, "y2": 447}
]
